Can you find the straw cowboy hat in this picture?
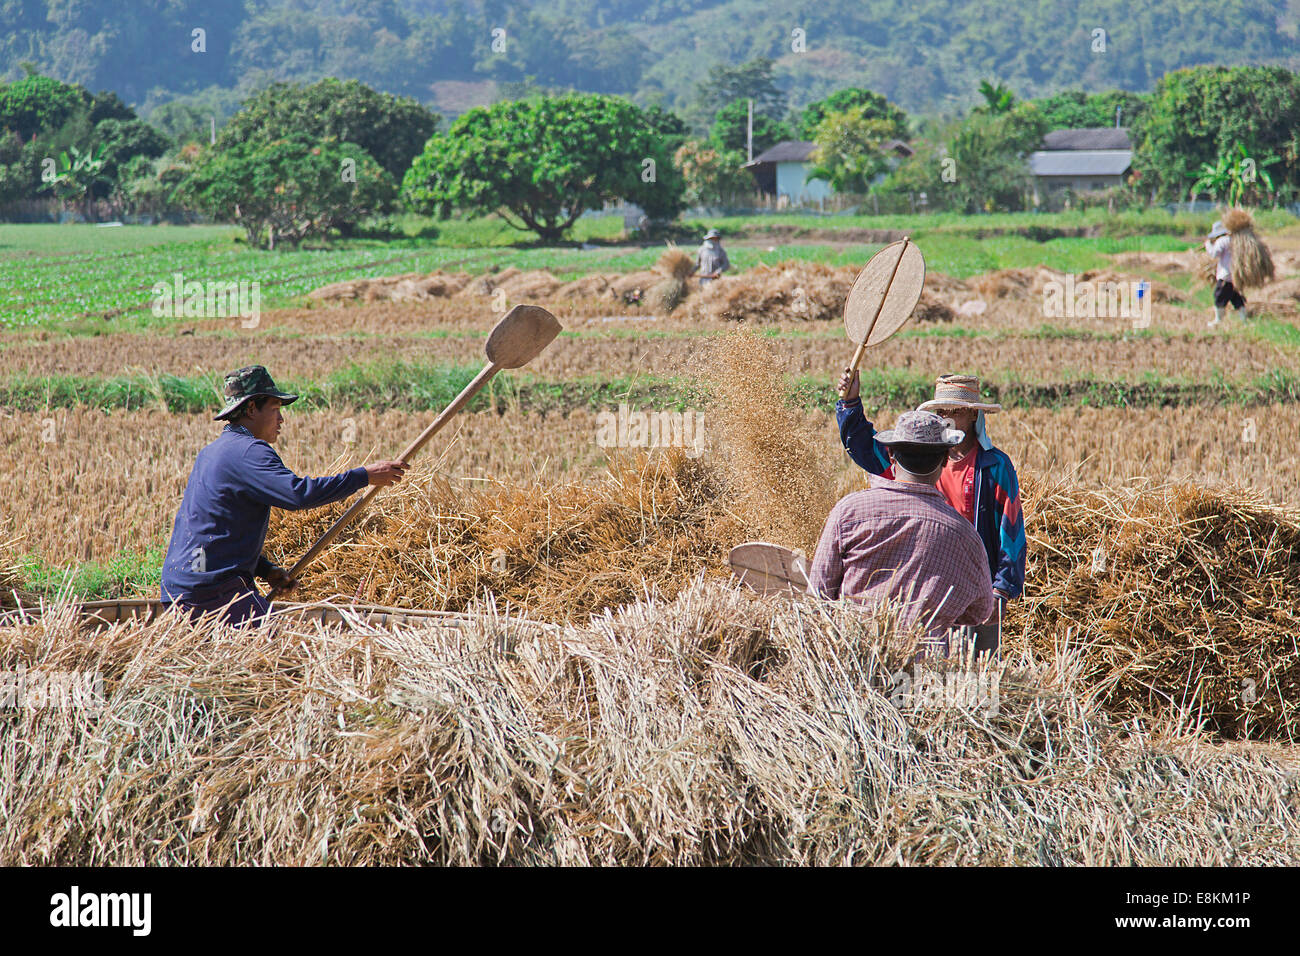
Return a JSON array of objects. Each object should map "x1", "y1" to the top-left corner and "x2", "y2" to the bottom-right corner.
[
  {"x1": 875, "y1": 409, "x2": 964, "y2": 447},
  {"x1": 704, "y1": 228, "x2": 721, "y2": 240},
  {"x1": 916, "y1": 374, "x2": 1001, "y2": 414},
  {"x1": 1208, "y1": 220, "x2": 1229, "y2": 240}
]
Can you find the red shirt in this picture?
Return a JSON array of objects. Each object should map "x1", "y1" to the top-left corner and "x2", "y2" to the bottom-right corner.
[{"x1": 937, "y1": 447, "x2": 977, "y2": 523}]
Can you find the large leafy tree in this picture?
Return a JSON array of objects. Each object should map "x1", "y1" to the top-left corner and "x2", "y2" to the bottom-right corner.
[
  {"x1": 693, "y1": 57, "x2": 786, "y2": 128},
  {"x1": 0, "y1": 74, "x2": 89, "y2": 140},
  {"x1": 182, "y1": 136, "x2": 394, "y2": 249},
  {"x1": 808, "y1": 108, "x2": 898, "y2": 194},
  {"x1": 799, "y1": 89, "x2": 907, "y2": 141},
  {"x1": 94, "y1": 118, "x2": 170, "y2": 188},
  {"x1": 403, "y1": 93, "x2": 685, "y2": 241},
  {"x1": 674, "y1": 139, "x2": 751, "y2": 206},
  {"x1": 1132, "y1": 65, "x2": 1300, "y2": 201},
  {"x1": 216, "y1": 78, "x2": 438, "y2": 182}
]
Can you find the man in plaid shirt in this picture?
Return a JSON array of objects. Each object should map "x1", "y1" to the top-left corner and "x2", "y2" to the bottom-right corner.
[{"x1": 810, "y1": 410, "x2": 993, "y2": 642}]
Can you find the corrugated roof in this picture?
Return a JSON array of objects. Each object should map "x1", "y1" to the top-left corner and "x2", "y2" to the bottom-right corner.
[
  {"x1": 1042, "y1": 127, "x2": 1132, "y2": 150},
  {"x1": 746, "y1": 140, "x2": 817, "y2": 165},
  {"x1": 1030, "y1": 149, "x2": 1133, "y2": 177}
]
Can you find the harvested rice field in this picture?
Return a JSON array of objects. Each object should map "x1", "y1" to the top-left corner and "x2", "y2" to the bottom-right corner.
[{"x1": 5, "y1": 220, "x2": 1300, "y2": 867}]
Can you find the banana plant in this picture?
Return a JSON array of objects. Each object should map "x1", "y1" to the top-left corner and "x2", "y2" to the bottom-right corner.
[
  {"x1": 40, "y1": 143, "x2": 109, "y2": 219},
  {"x1": 1192, "y1": 142, "x2": 1279, "y2": 206}
]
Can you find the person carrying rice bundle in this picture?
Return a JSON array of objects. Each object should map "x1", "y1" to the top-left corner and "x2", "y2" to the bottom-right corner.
[{"x1": 1205, "y1": 209, "x2": 1274, "y2": 327}]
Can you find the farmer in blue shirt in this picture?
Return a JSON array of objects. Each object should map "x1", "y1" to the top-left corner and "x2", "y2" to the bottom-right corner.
[{"x1": 160, "y1": 366, "x2": 408, "y2": 626}]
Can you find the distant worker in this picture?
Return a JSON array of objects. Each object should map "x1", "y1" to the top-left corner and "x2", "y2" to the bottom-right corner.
[
  {"x1": 160, "y1": 365, "x2": 409, "y2": 627},
  {"x1": 1205, "y1": 219, "x2": 1251, "y2": 327},
  {"x1": 809, "y1": 410, "x2": 994, "y2": 650},
  {"x1": 834, "y1": 371, "x2": 1025, "y2": 655},
  {"x1": 694, "y1": 228, "x2": 730, "y2": 285}
]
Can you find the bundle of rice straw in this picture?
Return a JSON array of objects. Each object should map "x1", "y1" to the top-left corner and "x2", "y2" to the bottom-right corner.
[
  {"x1": 650, "y1": 244, "x2": 692, "y2": 313},
  {"x1": 0, "y1": 534, "x2": 28, "y2": 610},
  {"x1": 654, "y1": 244, "x2": 694, "y2": 281},
  {"x1": 1223, "y1": 207, "x2": 1274, "y2": 289}
]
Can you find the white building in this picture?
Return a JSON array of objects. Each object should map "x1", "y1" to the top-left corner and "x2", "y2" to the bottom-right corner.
[
  {"x1": 743, "y1": 139, "x2": 915, "y2": 204},
  {"x1": 1029, "y1": 128, "x2": 1133, "y2": 203}
]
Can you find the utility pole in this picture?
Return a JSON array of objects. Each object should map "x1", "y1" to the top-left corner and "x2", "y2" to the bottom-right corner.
[
  {"x1": 210, "y1": 115, "x2": 216, "y2": 145},
  {"x1": 1116, "y1": 106, "x2": 1122, "y2": 128},
  {"x1": 746, "y1": 99, "x2": 753, "y2": 164}
]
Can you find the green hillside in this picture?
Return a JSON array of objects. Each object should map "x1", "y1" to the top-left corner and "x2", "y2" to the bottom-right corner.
[{"x1": 2, "y1": 0, "x2": 1298, "y2": 120}]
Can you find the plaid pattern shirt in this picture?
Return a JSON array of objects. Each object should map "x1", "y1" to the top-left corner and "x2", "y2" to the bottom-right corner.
[{"x1": 809, "y1": 475, "x2": 995, "y2": 633}]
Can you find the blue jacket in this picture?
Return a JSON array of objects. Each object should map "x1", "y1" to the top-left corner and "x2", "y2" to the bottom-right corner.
[
  {"x1": 161, "y1": 424, "x2": 368, "y2": 601},
  {"x1": 835, "y1": 398, "x2": 1026, "y2": 599}
]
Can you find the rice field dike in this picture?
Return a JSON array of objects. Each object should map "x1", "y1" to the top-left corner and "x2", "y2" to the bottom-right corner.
[{"x1": 5, "y1": 210, "x2": 1300, "y2": 868}]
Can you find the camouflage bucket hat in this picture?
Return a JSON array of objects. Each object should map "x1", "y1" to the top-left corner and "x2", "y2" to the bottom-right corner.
[{"x1": 213, "y1": 365, "x2": 299, "y2": 421}]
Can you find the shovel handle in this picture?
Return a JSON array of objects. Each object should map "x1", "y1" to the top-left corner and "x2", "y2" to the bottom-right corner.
[{"x1": 269, "y1": 361, "x2": 502, "y2": 599}]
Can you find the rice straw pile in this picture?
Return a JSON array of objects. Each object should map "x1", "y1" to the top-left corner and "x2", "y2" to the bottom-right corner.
[
  {"x1": 267, "y1": 451, "x2": 741, "y2": 621},
  {"x1": 702, "y1": 327, "x2": 838, "y2": 556},
  {"x1": 1224, "y1": 207, "x2": 1275, "y2": 289},
  {"x1": 686, "y1": 262, "x2": 856, "y2": 322},
  {"x1": 1011, "y1": 474, "x2": 1300, "y2": 740},
  {"x1": 4, "y1": 582, "x2": 1298, "y2": 865}
]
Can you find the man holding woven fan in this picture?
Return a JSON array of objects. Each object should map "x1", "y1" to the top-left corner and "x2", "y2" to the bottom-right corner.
[{"x1": 835, "y1": 371, "x2": 1026, "y2": 654}]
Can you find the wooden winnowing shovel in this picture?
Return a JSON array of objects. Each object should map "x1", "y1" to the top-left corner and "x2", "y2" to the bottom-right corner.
[
  {"x1": 268, "y1": 304, "x2": 562, "y2": 600},
  {"x1": 836, "y1": 237, "x2": 927, "y2": 397}
]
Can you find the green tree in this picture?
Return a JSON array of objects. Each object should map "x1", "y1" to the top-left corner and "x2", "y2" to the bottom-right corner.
[
  {"x1": 0, "y1": 130, "x2": 27, "y2": 204},
  {"x1": 1133, "y1": 65, "x2": 1300, "y2": 201},
  {"x1": 693, "y1": 57, "x2": 786, "y2": 127},
  {"x1": 402, "y1": 93, "x2": 685, "y2": 241},
  {"x1": 182, "y1": 136, "x2": 395, "y2": 249},
  {"x1": 94, "y1": 118, "x2": 170, "y2": 193},
  {"x1": 643, "y1": 105, "x2": 690, "y2": 156},
  {"x1": 808, "y1": 108, "x2": 897, "y2": 194},
  {"x1": 673, "y1": 139, "x2": 751, "y2": 206},
  {"x1": 0, "y1": 74, "x2": 89, "y2": 140},
  {"x1": 1032, "y1": 89, "x2": 1148, "y2": 131},
  {"x1": 709, "y1": 99, "x2": 794, "y2": 156},
  {"x1": 216, "y1": 79, "x2": 438, "y2": 183},
  {"x1": 799, "y1": 89, "x2": 907, "y2": 140}
]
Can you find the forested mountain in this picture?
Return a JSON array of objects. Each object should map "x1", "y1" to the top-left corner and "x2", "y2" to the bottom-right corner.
[{"x1": 2, "y1": 0, "x2": 1299, "y2": 122}]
